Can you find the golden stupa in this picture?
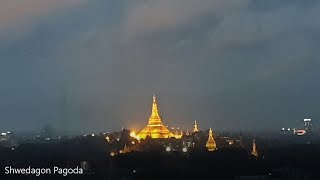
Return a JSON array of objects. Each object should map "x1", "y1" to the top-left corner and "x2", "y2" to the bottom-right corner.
[
  {"x1": 206, "y1": 128, "x2": 217, "y2": 151},
  {"x1": 251, "y1": 139, "x2": 258, "y2": 157},
  {"x1": 193, "y1": 120, "x2": 199, "y2": 133},
  {"x1": 137, "y1": 95, "x2": 175, "y2": 139}
]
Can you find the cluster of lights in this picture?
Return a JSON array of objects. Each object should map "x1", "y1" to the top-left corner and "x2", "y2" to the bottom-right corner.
[
  {"x1": 105, "y1": 136, "x2": 110, "y2": 142},
  {"x1": 227, "y1": 140, "x2": 234, "y2": 146},
  {"x1": 1, "y1": 131, "x2": 11, "y2": 136},
  {"x1": 165, "y1": 146, "x2": 188, "y2": 153},
  {"x1": 83, "y1": 133, "x2": 96, "y2": 137},
  {"x1": 130, "y1": 131, "x2": 141, "y2": 141},
  {"x1": 105, "y1": 132, "x2": 139, "y2": 145},
  {"x1": 110, "y1": 149, "x2": 128, "y2": 156}
]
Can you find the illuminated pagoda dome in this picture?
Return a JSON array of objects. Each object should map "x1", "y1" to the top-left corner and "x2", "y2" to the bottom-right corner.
[
  {"x1": 137, "y1": 95, "x2": 175, "y2": 139},
  {"x1": 206, "y1": 128, "x2": 217, "y2": 151},
  {"x1": 251, "y1": 139, "x2": 258, "y2": 157},
  {"x1": 193, "y1": 120, "x2": 199, "y2": 133}
]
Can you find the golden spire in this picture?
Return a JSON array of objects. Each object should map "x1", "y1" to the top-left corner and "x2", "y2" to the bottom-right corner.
[
  {"x1": 149, "y1": 94, "x2": 161, "y2": 122},
  {"x1": 193, "y1": 120, "x2": 199, "y2": 133},
  {"x1": 251, "y1": 139, "x2": 258, "y2": 157},
  {"x1": 137, "y1": 95, "x2": 175, "y2": 139},
  {"x1": 206, "y1": 128, "x2": 217, "y2": 151}
]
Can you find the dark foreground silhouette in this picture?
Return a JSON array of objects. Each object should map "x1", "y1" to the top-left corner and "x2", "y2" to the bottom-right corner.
[{"x1": 1, "y1": 140, "x2": 320, "y2": 180}]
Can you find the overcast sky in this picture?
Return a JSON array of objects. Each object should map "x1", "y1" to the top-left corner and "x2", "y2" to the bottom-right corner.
[{"x1": 0, "y1": 0, "x2": 319, "y2": 133}]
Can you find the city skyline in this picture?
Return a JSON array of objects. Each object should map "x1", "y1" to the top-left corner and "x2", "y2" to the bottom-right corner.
[{"x1": 1, "y1": 0, "x2": 320, "y2": 132}]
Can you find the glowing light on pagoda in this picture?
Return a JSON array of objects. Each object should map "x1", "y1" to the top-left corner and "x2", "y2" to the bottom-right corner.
[{"x1": 130, "y1": 131, "x2": 141, "y2": 140}]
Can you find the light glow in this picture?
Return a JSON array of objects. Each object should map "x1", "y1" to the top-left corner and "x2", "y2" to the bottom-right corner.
[
  {"x1": 166, "y1": 147, "x2": 171, "y2": 152},
  {"x1": 294, "y1": 129, "x2": 306, "y2": 136},
  {"x1": 182, "y1": 147, "x2": 187, "y2": 153},
  {"x1": 130, "y1": 131, "x2": 141, "y2": 140}
]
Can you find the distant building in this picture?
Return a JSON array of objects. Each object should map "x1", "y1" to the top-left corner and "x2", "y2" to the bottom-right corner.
[
  {"x1": 291, "y1": 118, "x2": 312, "y2": 136},
  {"x1": 239, "y1": 134, "x2": 245, "y2": 149},
  {"x1": 304, "y1": 118, "x2": 312, "y2": 132},
  {"x1": 0, "y1": 132, "x2": 9, "y2": 142}
]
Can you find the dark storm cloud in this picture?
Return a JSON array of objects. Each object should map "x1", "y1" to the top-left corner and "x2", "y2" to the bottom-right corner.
[{"x1": 0, "y1": 0, "x2": 319, "y2": 133}]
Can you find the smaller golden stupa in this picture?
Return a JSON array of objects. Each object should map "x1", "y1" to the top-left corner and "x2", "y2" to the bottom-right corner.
[
  {"x1": 251, "y1": 139, "x2": 258, "y2": 157},
  {"x1": 193, "y1": 120, "x2": 199, "y2": 133},
  {"x1": 206, "y1": 128, "x2": 217, "y2": 151}
]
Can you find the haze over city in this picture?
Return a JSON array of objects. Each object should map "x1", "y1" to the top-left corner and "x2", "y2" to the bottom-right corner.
[{"x1": 0, "y1": 0, "x2": 319, "y2": 133}]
